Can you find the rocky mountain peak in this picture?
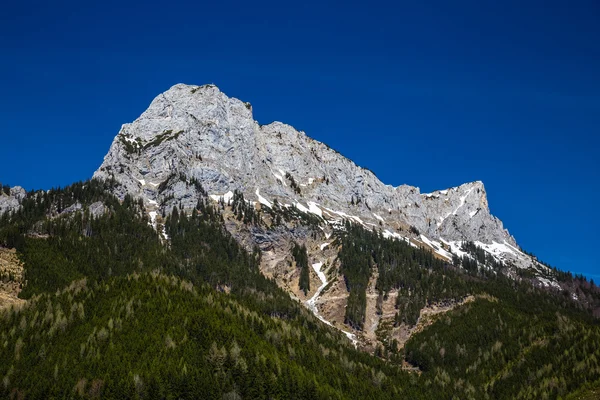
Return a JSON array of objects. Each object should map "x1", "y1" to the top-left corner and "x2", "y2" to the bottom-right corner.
[{"x1": 94, "y1": 84, "x2": 516, "y2": 247}]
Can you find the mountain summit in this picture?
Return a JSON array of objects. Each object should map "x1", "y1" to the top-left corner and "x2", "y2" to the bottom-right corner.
[{"x1": 94, "y1": 84, "x2": 515, "y2": 247}]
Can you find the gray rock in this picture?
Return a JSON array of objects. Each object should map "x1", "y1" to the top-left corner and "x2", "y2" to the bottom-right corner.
[
  {"x1": 89, "y1": 201, "x2": 106, "y2": 218},
  {"x1": 61, "y1": 202, "x2": 83, "y2": 215},
  {"x1": 94, "y1": 83, "x2": 515, "y2": 246},
  {"x1": 0, "y1": 186, "x2": 26, "y2": 216}
]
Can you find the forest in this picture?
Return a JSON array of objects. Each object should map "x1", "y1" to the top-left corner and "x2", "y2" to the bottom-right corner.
[{"x1": 0, "y1": 178, "x2": 599, "y2": 399}]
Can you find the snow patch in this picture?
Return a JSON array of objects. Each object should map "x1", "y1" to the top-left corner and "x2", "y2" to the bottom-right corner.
[
  {"x1": 436, "y1": 186, "x2": 475, "y2": 227},
  {"x1": 538, "y1": 277, "x2": 561, "y2": 290},
  {"x1": 320, "y1": 242, "x2": 331, "y2": 251},
  {"x1": 382, "y1": 230, "x2": 418, "y2": 248},
  {"x1": 209, "y1": 191, "x2": 234, "y2": 204},
  {"x1": 255, "y1": 188, "x2": 272, "y2": 208},
  {"x1": 373, "y1": 213, "x2": 384, "y2": 222},
  {"x1": 322, "y1": 207, "x2": 367, "y2": 227},
  {"x1": 271, "y1": 170, "x2": 286, "y2": 186},
  {"x1": 161, "y1": 226, "x2": 169, "y2": 241},
  {"x1": 306, "y1": 261, "x2": 358, "y2": 346},
  {"x1": 474, "y1": 241, "x2": 517, "y2": 257},
  {"x1": 123, "y1": 135, "x2": 137, "y2": 144},
  {"x1": 443, "y1": 240, "x2": 471, "y2": 260},
  {"x1": 420, "y1": 235, "x2": 453, "y2": 260},
  {"x1": 294, "y1": 202, "x2": 310, "y2": 214},
  {"x1": 148, "y1": 211, "x2": 157, "y2": 229},
  {"x1": 307, "y1": 201, "x2": 322, "y2": 217},
  {"x1": 455, "y1": 188, "x2": 475, "y2": 215}
]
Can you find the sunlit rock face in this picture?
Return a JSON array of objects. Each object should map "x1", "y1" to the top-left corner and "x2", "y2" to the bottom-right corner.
[
  {"x1": 94, "y1": 83, "x2": 514, "y2": 246},
  {"x1": 0, "y1": 187, "x2": 26, "y2": 216}
]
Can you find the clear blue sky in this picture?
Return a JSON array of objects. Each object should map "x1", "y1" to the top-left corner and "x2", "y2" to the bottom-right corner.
[{"x1": 1, "y1": 1, "x2": 598, "y2": 279}]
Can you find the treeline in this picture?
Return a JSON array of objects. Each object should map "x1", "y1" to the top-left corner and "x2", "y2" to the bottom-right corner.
[
  {"x1": 2, "y1": 177, "x2": 600, "y2": 398},
  {"x1": 337, "y1": 223, "x2": 472, "y2": 329},
  {"x1": 292, "y1": 242, "x2": 310, "y2": 295},
  {"x1": 453, "y1": 241, "x2": 503, "y2": 273},
  {"x1": 0, "y1": 178, "x2": 122, "y2": 249},
  {"x1": 0, "y1": 178, "x2": 437, "y2": 398},
  {"x1": 0, "y1": 181, "x2": 10, "y2": 196}
]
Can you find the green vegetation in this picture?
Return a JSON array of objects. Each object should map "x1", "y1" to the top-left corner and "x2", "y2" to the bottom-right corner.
[
  {"x1": 143, "y1": 130, "x2": 184, "y2": 150},
  {"x1": 453, "y1": 241, "x2": 503, "y2": 272},
  {"x1": 292, "y1": 242, "x2": 310, "y2": 295},
  {"x1": 285, "y1": 173, "x2": 301, "y2": 195},
  {"x1": 118, "y1": 135, "x2": 142, "y2": 154},
  {"x1": 117, "y1": 130, "x2": 184, "y2": 155},
  {"x1": 0, "y1": 180, "x2": 431, "y2": 399},
  {"x1": 1, "y1": 178, "x2": 599, "y2": 398},
  {"x1": 1, "y1": 272, "x2": 431, "y2": 399},
  {"x1": 335, "y1": 223, "x2": 600, "y2": 399},
  {"x1": 229, "y1": 190, "x2": 261, "y2": 225},
  {"x1": 0, "y1": 182, "x2": 10, "y2": 196},
  {"x1": 405, "y1": 288, "x2": 600, "y2": 399},
  {"x1": 261, "y1": 198, "x2": 323, "y2": 228},
  {"x1": 337, "y1": 224, "x2": 469, "y2": 329}
]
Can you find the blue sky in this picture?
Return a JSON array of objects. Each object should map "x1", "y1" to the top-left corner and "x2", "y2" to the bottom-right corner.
[{"x1": 1, "y1": 0, "x2": 599, "y2": 279}]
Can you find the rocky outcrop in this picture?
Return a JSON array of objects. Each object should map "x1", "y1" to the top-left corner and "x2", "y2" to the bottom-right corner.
[
  {"x1": 94, "y1": 83, "x2": 514, "y2": 246},
  {"x1": 0, "y1": 187, "x2": 26, "y2": 216}
]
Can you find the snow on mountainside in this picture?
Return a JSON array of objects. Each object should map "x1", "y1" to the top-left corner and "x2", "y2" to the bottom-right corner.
[{"x1": 93, "y1": 83, "x2": 555, "y2": 285}]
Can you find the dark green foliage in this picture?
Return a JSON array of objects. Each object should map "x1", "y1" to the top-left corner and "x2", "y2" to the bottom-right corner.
[
  {"x1": 405, "y1": 285, "x2": 600, "y2": 399},
  {"x1": 337, "y1": 223, "x2": 469, "y2": 329},
  {"x1": 143, "y1": 129, "x2": 184, "y2": 149},
  {"x1": 1, "y1": 178, "x2": 600, "y2": 398},
  {"x1": 18, "y1": 196, "x2": 164, "y2": 299},
  {"x1": 262, "y1": 199, "x2": 322, "y2": 228},
  {"x1": 0, "y1": 179, "x2": 121, "y2": 249},
  {"x1": 459, "y1": 241, "x2": 503, "y2": 271},
  {"x1": 229, "y1": 190, "x2": 261, "y2": 225},
  {"x1": 0, "y1": 179, "x2": 436, "y2": 399},
  {"x1": 285, "y1": 173, "x2": 301, "y2": 195},
  {"x1": 409, "y1": 225, "x2": 420, "y2": 236},
  {"x1": 118, "y1": 135, "x2": 142, "y2": 154},
  {"x1": 1, "y1": 183, "x2": 10, "y2": 196},
  {"x1": 0, "y1": 273, "x2": 433, "y2": 399},
  {"x1": 337, "y1": 225, "x2": 372, "y2": 330},
  {"x1": 292, "y1": 242, "x2": 310, "y2": 295}
]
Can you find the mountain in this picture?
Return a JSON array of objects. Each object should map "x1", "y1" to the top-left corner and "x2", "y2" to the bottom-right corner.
[
  {"x1": 1, "y1": 84, "x2": 600, "y2": 399},
  {"x1": 90, "y1": 82, "x2": 598, "y2": 346},
  {"x1": 94, "y1": 84, "x2": 509, "y2": 243},
  {"x1": 94, "y1": 84, "x2": 555, "y2": 286}
]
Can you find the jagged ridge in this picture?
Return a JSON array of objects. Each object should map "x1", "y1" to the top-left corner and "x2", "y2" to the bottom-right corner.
[{"x1": 94, "y1": 83, "x2": 514, "y2": 246}]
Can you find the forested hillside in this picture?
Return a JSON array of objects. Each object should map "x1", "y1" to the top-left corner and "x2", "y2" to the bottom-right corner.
[
  {"x1": 0, "y1": 179, "x2": 599, "y2": 399},
  {"x1": 0, "y1": 180, "x2": 427, "y2": 399}
]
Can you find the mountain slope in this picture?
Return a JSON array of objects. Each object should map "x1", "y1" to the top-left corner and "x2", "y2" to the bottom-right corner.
[
  {"x1": 89, "y1": 82, "x2": 600, "y2": 343},
  {"x1": 93, "y1": 84, "x2": 512, "y2": 243},
  {"x1": 0, "y1": 180, "x2": 599, "y2": 399}
]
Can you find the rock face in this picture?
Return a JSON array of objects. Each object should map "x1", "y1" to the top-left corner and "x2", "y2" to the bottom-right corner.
[
  {"x1": 94, "y1": 83, "x2": 514, "y2": 246},
  {"x1": 0, "y1": 187, "x2": 26, "y2": 216}
]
